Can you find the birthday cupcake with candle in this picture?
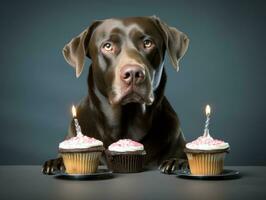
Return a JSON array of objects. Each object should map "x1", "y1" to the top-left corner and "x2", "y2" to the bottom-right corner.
[
  {"x1": 184, "y1": 105, "x2": 230, "y2": 175},
  {"x1": 105, "y1": 139, "x2": 146, "y2": 173},
  {"x1": 58, "y1": 106, "x2": 105, "y2": 174}
]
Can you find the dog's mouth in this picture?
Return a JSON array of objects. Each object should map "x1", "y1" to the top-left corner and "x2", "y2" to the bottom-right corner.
[
  {"x1": 109, "y1": 86, "x2": 154, "y2": 106},
  {"x1": 121, "y1": 92, "x2": 146, "y2": 105}
]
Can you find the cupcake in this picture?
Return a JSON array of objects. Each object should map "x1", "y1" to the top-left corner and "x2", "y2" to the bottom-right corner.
[
  {"x1": 105, "y1": 139, "x2": 146, "y2": 173},
  {"x1": 184, "y1": 133, "x2": 230, "y2": 175},
  {"x1": 59, "y1": 133, "x2": 104, "y2": 174}
]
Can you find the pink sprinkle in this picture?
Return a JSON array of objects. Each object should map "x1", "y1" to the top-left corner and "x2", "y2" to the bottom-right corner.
[
  {"x1": 66, "y1": 135, "x2": 99, "y2": 144},
  {"x1": 189, "y1": 136, "x2": 225, "y2": 146},
  {"x1": 110, "y1": 139, "x2": 143, "y2": 148}
]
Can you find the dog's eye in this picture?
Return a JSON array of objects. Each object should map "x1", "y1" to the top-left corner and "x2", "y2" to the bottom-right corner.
[
  {"x1": 103, "y1": 42, "x2": 113, "y2": 51},
  {"x1": 143, "y1": 39, "x2": 153, "y2": 48}
]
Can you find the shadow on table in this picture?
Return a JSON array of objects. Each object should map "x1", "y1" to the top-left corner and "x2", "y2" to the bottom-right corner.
[
  {"x1": 54, "y1": 173, "x2": 116, "y2": 181},
  {"x1": 175, "y1": 168, "x2": 242, "y2": 181}
]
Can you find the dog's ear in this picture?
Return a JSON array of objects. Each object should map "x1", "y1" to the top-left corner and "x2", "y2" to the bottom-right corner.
[
  {"x1": 151, "y1": 16, "x2": 189, "y2": 71},
  {"x1": 62, "y1": 21, "x2": 102, "y2": 78}
]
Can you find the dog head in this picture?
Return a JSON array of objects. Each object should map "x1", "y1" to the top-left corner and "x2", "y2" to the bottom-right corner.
[{"x1": 63, "y1": 16, "x2": 189, "y2": 106}]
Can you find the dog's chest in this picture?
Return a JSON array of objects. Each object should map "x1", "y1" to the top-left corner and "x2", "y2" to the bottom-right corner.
[
  {"x1": 121, "y1": 112, "x2": 151, "y2": 141},
  {"x1": 98, "y1": 114, "x2": 150, "y2": 144},
  {"x1": 98, "y1": 101, "x2": 152, "y2": 142},
  {"x1": 123, "y1": 123, "x2": 148, "y2": 141}
]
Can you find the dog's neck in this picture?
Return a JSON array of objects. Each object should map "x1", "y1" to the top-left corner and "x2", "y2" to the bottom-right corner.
[
  {"x1": 87, "y1": 65, "x2": 167, "y2": 142},
  {"x1": 93, "y1": 81, "x2": 122, "y2": 129},
  {"x1": 92, "y1": 82, "x2": 150, "y2": 141}
]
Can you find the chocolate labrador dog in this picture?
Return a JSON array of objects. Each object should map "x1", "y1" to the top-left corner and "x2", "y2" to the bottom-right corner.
[{"x1": 42, "y1": 16, "x2": 189, "y2": 174}]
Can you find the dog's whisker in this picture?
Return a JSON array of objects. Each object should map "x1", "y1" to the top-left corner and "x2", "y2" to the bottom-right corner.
[{"x1": 141, "y1": 103, "x2": 146, "y2": 114}]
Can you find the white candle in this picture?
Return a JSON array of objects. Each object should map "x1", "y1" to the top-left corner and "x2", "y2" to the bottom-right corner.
[
  {"x1": 72, "y1": 105, "x2": 83, "y2": 137},
  {"x1": 203, "y1": 104, "x2": 211, "y2": 137}
]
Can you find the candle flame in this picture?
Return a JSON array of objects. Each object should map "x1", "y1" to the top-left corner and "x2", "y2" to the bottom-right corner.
[
  {"x1": 72, "y1": 105, "x2": 77, "y2": 117},
  {"x1": 205, "y1": 104, "x2": 211, "y2": 116}
]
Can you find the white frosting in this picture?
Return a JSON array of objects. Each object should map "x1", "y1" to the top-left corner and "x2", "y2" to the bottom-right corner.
[
  {"x1": 108, "y1": 139, "x2": 144, "y2": 152},
  {"x1": 186, "y1": 135, "x2": 229, "y2": 150},
  {"x1": 59, "y1": 134, "x2": 103, "y2": 149}
]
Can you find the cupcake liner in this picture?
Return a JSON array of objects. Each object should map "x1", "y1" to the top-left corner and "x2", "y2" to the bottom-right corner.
[
  {"x1": 186, "y1": 152, "x2": 226, "y2": 175},
  {"x1": 61, "y1": 152, "x2": 102, "y2": 174},
  {"x1": 105, "y1": 150, "x2": 145, "y2": 173}
]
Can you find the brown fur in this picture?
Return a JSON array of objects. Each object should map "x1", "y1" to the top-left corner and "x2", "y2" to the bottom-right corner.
[{"x1": 42, "y1": 16, "x2": 189, "y2": 174}]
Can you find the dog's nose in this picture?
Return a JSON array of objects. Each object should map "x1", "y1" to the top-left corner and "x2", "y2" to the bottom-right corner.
[{"x1": 120, "y1": 65, "x2": 145, "y2": 85}]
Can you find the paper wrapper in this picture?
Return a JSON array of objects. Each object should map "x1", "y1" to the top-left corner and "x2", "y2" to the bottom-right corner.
[
  {"x1": 105, "y1": 150, "x2": 146, "y2": 173},
  {"x1": 61, "y1": 152, "x2": 102, "y2": 174},
  {"x1": 185, "y1": 151, "x2": 227, "y2": 175}
]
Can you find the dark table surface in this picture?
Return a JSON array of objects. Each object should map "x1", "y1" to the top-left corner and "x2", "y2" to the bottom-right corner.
[{"x1": 0, "y1": 166, "x2": 265, "y2": 200}]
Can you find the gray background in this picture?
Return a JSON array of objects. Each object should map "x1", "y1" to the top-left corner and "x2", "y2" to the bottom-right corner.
[{"x1": 0, "y1": 0, "x2": 265, "y2": 165}]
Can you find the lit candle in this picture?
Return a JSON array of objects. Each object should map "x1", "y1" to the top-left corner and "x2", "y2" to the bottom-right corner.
[
  {"x1": 72, "y1": 105, "x2": 83, "y2": 137},
  {"x1": 203, "y1": 104, "x2": 211, "y2": 137}
]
